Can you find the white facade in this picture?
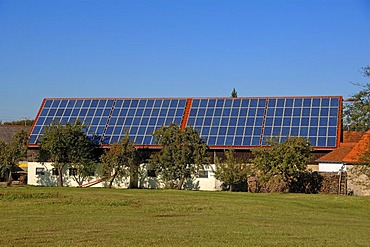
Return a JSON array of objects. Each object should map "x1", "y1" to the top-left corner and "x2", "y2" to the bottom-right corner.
[
  {"x1": 27, "y1": 162, "x2": 130, "y2": 188},
  {"x1": 318, "y1": 162, "x2": 347, "y2": 172},
  {"x1": 27, "y1": 162, "x2": 223, "y2": 191}
]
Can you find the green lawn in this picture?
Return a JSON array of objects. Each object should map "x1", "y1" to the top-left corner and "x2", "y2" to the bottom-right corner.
[{"x1": 0, "y1": 187, "x2": 369, "y2": 246}]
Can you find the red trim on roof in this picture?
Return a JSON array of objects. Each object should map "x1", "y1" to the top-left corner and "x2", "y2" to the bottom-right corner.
[
  {"x1": 180, "y1": 98, "x2": 192, "y2": 130},
  {"x1": 336, "y1": 97, "x2": 343, "y2": 148},
  {"x1": 40, "y1": 96, "x2": 343, "y2": 101}
]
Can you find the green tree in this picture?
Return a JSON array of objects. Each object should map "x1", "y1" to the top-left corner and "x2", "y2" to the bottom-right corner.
[
  {"x1": 214, "y1": 149, "x2": 252, "y2": 191},
  {"x1": 231, "y1": 88, "x2": 238, "y2": 98},
  {"x1": 38, "y1": 121, "x2": 98, "y2": 187},
  {"x1": 252, "y1": 137, "x2": 312, "y2": 192},
  {"x1": 100, "y1": 133, "x2": 139, "y2": 189},
  {"x1": 149, "y1": 123, "x2": 209, "y2": 190},
  {"x1": 343, "y1": 66, "x2": 370, "y2": 131},
  {"x1": 343, "y1": 66, "x2": 370, "y2": 187},
  {"x1": 0, "y1": 130, "x2": 28, "y2": 184}
]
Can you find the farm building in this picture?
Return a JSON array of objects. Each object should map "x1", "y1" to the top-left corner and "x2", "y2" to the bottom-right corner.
[{"x1": 27, "y1": 96, "x2": 343, "y2": 190}]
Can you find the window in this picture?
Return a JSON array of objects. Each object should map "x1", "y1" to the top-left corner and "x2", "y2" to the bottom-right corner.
[
  {"x1": 36, "y1": 167, "x2": 45, "y2": 175},
  {"x1": 198, "y1": 170, "x2": 208, "y2": 178},
  {"x1": 52, "y1": 168, "x2": 59, "y2": 176},
  {"x1": 147, "y1": 170, "x2": 156, "y2": 177},
  {"x1": 69, "y1": 168, "x2": 77, "y2": 176}
]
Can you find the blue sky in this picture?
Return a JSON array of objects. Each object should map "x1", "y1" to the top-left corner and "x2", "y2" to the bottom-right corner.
[{"x1": 0, "y1": 0, "x2": 369, "y2": 122}]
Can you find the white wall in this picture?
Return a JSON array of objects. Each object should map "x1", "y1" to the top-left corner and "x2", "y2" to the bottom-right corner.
[
  {"x1": 318, "y1": 163, "x2": 347, "y2": 172},
  {"x1": 27, "y1": 162, "x2": 130, "y2": 188},
  {"x1": 194, "y1": 165, "x2": 222, "y2": 191},
  {"x1": 28, "y1": 162, "x2": 223, "y2": 190}
]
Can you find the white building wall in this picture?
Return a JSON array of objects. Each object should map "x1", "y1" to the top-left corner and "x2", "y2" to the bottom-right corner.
[
  {"x1": 194, "y1": 165, "x2": 222, "y2": 191},
  {"x1": 27, "y1": 162, "x2": 130, "y2": 188},
  {"x1": 318, "y1": 163, "x2": 347, "y2": 172},
  {"x1": 137, "y1": 164, "x2": 222, "y2": 191},
  {"x1": 28, "y1": 162, "x2": 223, "y2": 190}
]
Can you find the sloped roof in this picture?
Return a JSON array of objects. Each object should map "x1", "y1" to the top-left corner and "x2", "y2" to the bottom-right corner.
[
  {"x1": 316, "y1": 142, "x2": 357, "y2": 163},
  {"x1": 0, "y1": 126, "x2": 31, "y2": 143},
  {"x1": 318, "y1": 130, "x2": 370, "y2": 164},
  {"x1": 29, "y1": 96, "x2": 342, "y2": 150},
  {"x1": 342, "y1": 131, "x2": 364, "y2": 143},
  {"x1": 342, "y1": 130, "x2": 370, "y2": 163}
]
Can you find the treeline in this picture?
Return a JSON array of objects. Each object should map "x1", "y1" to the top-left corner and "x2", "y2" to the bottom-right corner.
[{"x1": 1, "y1": 119, "x2": 34, "y2": 126}]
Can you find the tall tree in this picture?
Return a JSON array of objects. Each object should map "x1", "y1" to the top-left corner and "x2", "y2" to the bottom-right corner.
[
  {"x1": 150, "y1": 123, "x2": 209, "y2": 190},
  {"x1": 231, "y1": 88, "x2": 238, "y2": 98},
  {"x1": 343, "y1": 66, "x2": 370, "y2": 187},
  {"x1": 100, "y1": 133, "x2": 139, "y2": 188},
  {"x1": 214, "y1": 149, "x2": 252, "y2": 191},
  {"x1": 38, "y1": 121, "x2": 98, "y2": 187},
  {"x1": 343, "y1": 66, "x2": 370, "y2": 131},
  {"x1": 0, "y1": 130, "x2": 28, "y2": 184},
  {"x1": 252, "y1": 137, "x2": 312, "y2": 192}
]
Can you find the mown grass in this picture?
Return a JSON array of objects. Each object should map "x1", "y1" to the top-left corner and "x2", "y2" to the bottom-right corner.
[{"x1": 0, "y1": 187, "x2": 369, "y2": 246}]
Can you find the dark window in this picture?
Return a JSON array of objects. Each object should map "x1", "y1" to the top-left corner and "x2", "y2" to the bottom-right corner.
[
  {"x1": 69, "y1": 168, "x2": 77, "y2": 176},
  {"x1": 198, "y1": 170, "x2": 208, "y2": 178},
  {"x1": 52, "y1": 168, "x2": 59, "y2": 176},
  {"x1": 147, "y1": 170, "x2": 156, "y2": 177},
  {"x1": 36, "y1": 167, "x2": 45, "y2": 175}
]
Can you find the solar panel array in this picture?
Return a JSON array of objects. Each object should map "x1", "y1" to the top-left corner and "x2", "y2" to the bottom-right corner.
[
  {"x1": 187, "y1": 97, "x2": 340, "y2": 148},
  {"x1": 30, "y1": 98, "x2": 186, "y2": 145},
  {"x1": 29, "y1": 96, "x2": 341, "y2": 149}
]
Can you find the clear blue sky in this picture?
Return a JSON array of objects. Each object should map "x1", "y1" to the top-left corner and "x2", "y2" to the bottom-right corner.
[{"x1": 0, "y1": 0, "x2": 369, "y2": 122}]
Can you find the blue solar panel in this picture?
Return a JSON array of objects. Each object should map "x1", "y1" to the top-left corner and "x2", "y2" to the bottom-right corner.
[
  {"x1": 29, "y1": 96, "x2": 341, "y2": 148},
  {"x1": 185, "y1": 97, "x2": 341, "y2": 148}
]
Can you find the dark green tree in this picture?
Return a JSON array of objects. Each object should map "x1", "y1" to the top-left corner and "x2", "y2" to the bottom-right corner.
[
  {"x1": 0, "y1": 130, "x2": 28, "y2": 184},
  {"x1": 343, "y1": 66, "x2": 370, "y2": 131},
  {"x1": 100, "y1": 133, "x2": 139, "y2": 188},
  {"x1": 149, "y1": 123, "x2": 209, "y2": 190},
  {"x1": 252, "y1": 137, "x2": 312, "y2": 192},
  {"x1": 231, "y1": 88, "x2": 238, "y2": 98},
  {"x1": 38, "y1": 121, "x2": 98, "y2": 187},
  {"x1": 214, "y1": 149, "x2": 252, "y2": 191}
]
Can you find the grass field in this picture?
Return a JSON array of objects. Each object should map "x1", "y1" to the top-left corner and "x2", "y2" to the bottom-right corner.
[{"x1": 0, "y1": 187, "x2": 369, "y2": 246}]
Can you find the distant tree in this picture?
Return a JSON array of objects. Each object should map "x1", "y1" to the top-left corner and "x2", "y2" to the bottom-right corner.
[
  {"x1": 149, "y1": 123, "x2": 209, "y2": 190},
  {"x1": 252, "y1": 137, "x2": 312, "y2": 192},
  {"x1": 231, "y1": 88, "x2": 238, "y2": 98},
  {"x1": 213, "y1": 149, "x2": 252, "y2": 191},
  {"x1": 343, "y1": 66, "x2": 370, "y2": 131},
  {"x1": 0, "y1": 130, "x2": 28, "y2": 184},
  {"x1": 2, "y1": 119, "x2": 34, "y2": 126},
  {"x1": 100, "y1": 133, "x2": 139, "y2": 189},
  {"x1": 38, "y1": 121, "x2": 98, "y2": 187}
]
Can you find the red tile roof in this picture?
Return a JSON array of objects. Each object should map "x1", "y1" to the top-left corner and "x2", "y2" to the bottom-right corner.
[
  {"x1": 342, "y1": 130, "x2": 370, "y2": 163},
  {"x1": 343, "y1": 131, "x2": 364, "y2": 143},
  {"x1": 316, "y1": 143, "x2": 357, "y2": 163},
  {"x1": 317, "y1": 130, "x2": 370, "y2": 164}
]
